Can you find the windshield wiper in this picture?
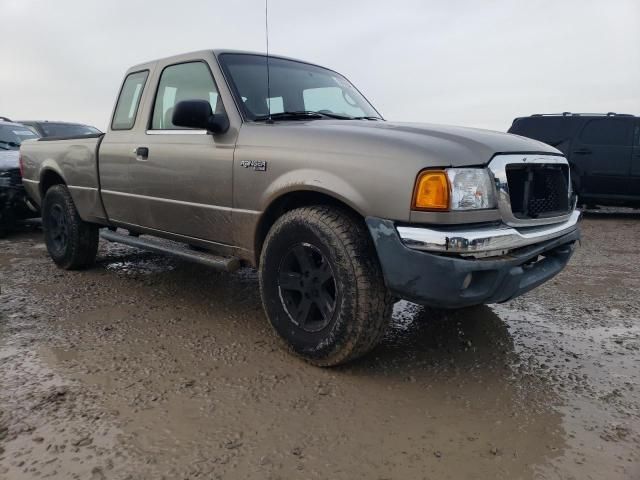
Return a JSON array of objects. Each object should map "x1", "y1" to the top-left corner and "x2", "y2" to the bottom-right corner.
[
  {"x1": 352, "y1": 116, "x2": 383, "y2": 121},
  {"x1": 254, "y1": 111, "x2": 353, "y2": 122}
]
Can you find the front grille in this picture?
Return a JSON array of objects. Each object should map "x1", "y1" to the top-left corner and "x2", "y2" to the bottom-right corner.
[{"x1": 506, "y1": 164, "x2": 569, "y2": 219}]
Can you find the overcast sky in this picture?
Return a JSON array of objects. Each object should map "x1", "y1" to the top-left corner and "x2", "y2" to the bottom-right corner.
[{"x1": 2, "y1": 0, "x2": 638, "y2": 132}]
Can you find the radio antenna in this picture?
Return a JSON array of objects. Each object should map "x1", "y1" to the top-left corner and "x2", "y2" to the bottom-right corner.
[{"x1": 265, "y1": 0, "x2": 273, "y2": 123}]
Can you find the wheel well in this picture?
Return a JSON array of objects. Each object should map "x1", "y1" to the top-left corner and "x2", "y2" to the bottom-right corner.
[
  {"x1": 40, "y1": 170, "x2": 65, "y2": 197},
  {"x1": 254, "y1": 191, "x2": 363, "y2": 266}
]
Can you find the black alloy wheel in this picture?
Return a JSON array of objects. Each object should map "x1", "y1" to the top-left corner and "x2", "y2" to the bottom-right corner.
[
  {"x1": 46, "y1": 203, "x2": 69, "y2": 255},
  {"x1": 277, "y1": 243, "x2": 337, "y2": 333}
]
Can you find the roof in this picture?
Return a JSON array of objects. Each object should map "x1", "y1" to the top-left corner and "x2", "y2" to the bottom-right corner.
[
  {"x1": 527, "y1": 112, "x2": 637, "y2": 118},
  {"x1": 128, "y1": 49, "x2": 331, "y2": 73}
]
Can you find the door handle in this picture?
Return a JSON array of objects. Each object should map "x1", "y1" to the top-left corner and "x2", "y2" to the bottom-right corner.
[
  {"x1": 135, "y1": 146, "x2": 149, "y2": 160},
  {"x1": 573, "y1": 148, "x2": 592, "y2": 155}
]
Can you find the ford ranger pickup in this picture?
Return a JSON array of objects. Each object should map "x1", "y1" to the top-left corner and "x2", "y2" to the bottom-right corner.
[{"x1": 20, "y1": 50, "x2": 580, "y2": 366}]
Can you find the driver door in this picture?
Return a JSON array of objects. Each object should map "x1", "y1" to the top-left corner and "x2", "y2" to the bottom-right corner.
[{"x1": 129, "y1": 61, "x2": 236, "y2": 245}]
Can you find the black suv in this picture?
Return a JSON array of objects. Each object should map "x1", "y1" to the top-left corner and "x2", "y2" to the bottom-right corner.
[{"x1": 509, "y1": 113, "x2": 640, "y2": 208}]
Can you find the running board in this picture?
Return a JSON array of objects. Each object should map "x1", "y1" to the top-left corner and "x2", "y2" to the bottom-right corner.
[{"x1": 99, "y1": 230, "x2": 241, "y2": 272}]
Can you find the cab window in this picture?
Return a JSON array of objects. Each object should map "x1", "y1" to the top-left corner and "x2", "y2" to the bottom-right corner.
[
  {"x1": 151, "y1": 62, "x2": 221, "y2": 130},
  {"x1": 112, "y1": 71, "x2": 148, "y2": 130}
]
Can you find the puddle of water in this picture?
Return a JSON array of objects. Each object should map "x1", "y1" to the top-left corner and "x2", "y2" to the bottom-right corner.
[
  {"x1": 491, "y1": 303, "x2": 640, "y2": 479},
  {"x1": 104, "y1": 259, "x2": 176, "y2": 275},
  {"x1": 0, "y1": 338, "x2": 147, "y2": 478}
]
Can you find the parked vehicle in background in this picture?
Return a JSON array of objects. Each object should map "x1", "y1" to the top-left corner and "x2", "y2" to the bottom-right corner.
[
  {"x1": 19, "y1": 120, "x2": 101, "y2": 138},
  {"x1": 509, "y1": 113, "x2": 640, "y2": 208},
  {"x1": 0, "y1": 119, "x2": 40, "y2": 236},
  {"x1": 20, "y1": 50, "x2": 580, "y2": 366}
]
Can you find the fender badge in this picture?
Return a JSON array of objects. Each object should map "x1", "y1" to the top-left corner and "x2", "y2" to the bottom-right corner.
[{"x1": 240, "y1": 160, "x2": 267, "y2": 172}]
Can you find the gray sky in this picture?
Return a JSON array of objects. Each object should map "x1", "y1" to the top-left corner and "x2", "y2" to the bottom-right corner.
[{"x1": 2, "y1": 0, "x2": 638, "y2": 132}]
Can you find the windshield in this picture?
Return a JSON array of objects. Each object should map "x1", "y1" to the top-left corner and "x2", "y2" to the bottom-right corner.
[
  {"x1": 0, "y1": 125, "x2": 39, "y2": 150},
  {"x1": 36, "y1": 123, "x2": 101, "y2": 137},
  {"x1": 219, "y1": 53, "x2": 381, "y2": 121}
]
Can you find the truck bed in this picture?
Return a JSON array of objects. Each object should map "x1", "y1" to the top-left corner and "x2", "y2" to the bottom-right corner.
[{"x1": 20, "y1": 134, "x2": 106, "y2": 222}]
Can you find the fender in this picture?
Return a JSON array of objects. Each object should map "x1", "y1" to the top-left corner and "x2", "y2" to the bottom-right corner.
[{"x1": 260, "y1": 168, "x2": 367, "y2": 215}]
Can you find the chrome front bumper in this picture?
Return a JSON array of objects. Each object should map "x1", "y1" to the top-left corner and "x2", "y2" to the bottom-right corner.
[{"x1": 397, "y1": 210, "x2": 581, "y2": 258}]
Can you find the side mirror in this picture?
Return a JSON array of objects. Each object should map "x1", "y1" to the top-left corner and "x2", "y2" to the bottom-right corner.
[{"x1": 172, "y1": 100, "x2": 229, "y2": 134}]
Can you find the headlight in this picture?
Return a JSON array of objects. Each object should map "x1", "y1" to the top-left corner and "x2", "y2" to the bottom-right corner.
[
  {"x1": 412, "y1": 168, "x2": 496, "y2": 211},
  {"x1": 447, "y1": 168, "x2": 496, "y2": 210}
]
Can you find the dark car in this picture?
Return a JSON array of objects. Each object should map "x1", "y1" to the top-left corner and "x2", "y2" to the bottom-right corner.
[
  {"x1": 18, "y1": 120, "x2": 101, "y2": 138},
  {"x1": 508, "y1": 113, "x2": 640, "y2": 208},
  {"x1": 0, "y1": 120, "x2": 40, "y2": 236}
]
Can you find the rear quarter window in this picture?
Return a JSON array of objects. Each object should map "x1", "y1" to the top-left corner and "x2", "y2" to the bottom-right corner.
[
  {"x1": 509, "y1": 118, "x2": 572, "y2": 146},
  {"x1": 40, "y1": 123, "x2": 100, "y2": 137},
  {"x1": 579, "y1": 119, "x2": 631, "y2": 146},
  {"x1": 112, "y1": 71, "x2": 149, "y2": 130}
]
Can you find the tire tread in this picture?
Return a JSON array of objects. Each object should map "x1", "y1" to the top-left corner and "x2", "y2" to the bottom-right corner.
[
  {"x1": 259, "y1": 205, "x2": 393, "y2": 366},
  {"x1": 43, "y1": 185, "x2": 98, "y2": 270}
]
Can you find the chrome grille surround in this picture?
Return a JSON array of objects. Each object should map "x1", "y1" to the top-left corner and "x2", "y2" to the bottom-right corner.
[{"x1": 488, "y1": 154, "x2": 574, "y2": 227}]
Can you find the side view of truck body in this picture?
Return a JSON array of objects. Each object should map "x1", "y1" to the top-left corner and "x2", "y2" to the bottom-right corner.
[{"x1": 20, "y1": 49, "x2": 580, "y2": 365}]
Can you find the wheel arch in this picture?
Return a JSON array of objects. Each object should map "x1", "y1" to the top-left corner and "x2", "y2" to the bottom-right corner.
[
  {"x1": 40, "y1": 168, "x2": 67, "y2": 198},
  {"x1": 254, "y1": 189, "x2": 367, "y2": 267}
]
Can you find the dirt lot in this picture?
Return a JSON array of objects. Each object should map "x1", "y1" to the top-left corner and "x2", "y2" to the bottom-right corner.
[{"x1": 0, "y1": 211, "x2": 638, "y2": 480}]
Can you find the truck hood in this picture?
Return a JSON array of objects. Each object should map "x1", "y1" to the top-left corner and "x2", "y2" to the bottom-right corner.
[
  {"x1": 309, "y1": 120, "x2": 561, "y2": 166},
  {"x1": 366, "y1": 121, "x2": 561, "y2": 161},
  {"x1": 252, "y1": 119, "x2": 561, "y2": 167},
  {"x1": 0, "y1": 150, "x2": 19, "y2": 171}
]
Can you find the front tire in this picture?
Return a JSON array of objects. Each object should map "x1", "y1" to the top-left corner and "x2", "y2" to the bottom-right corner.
[
  {"x1": 42, "y1": 185, "x2": 98, "y2": 270},
  {"x1": 259, "y1": 206, "x2": 393, "y2": 366}
]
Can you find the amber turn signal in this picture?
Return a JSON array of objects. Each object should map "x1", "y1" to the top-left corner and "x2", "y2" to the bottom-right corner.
[{"x1": 412, "y1": 170, "x2": 450, "y2": 211}]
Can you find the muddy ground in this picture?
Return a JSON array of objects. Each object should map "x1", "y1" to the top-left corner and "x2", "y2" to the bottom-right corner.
[{"x1": 0, "y1": 210, "x2": 638, "y2": 480}]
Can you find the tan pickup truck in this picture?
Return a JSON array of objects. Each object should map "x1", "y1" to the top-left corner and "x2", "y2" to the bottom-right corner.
[{"x1": 20, "y1": 49, "x2": 580, "y2": 366}]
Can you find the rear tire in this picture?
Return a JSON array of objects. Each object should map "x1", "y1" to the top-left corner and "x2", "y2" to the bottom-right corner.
[
  {"x1": 42, "y1": 185, "x2": 98, "y2": 270},
  {"x1": 259, "y1": 206, "x2": 393, "y2": 366}
]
